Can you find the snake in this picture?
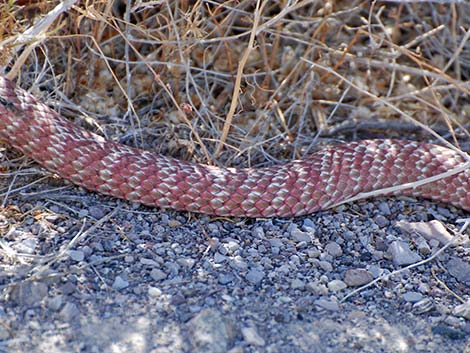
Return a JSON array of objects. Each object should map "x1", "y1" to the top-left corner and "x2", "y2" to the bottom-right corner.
[{"x1": 1, "y1": 75, "x2": 470, "y2": 218}]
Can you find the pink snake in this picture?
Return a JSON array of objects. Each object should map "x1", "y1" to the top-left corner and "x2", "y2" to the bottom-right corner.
[{"x1": 1, "y1": 76, "x2": 470, "y2": 217}]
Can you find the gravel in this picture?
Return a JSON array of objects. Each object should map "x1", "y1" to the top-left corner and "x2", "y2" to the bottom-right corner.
[{"x1": 1, "y1": 187, "x2": 470, "y2": 353}]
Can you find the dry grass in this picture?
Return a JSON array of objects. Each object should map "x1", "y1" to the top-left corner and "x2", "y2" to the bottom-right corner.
[{"x1": 1, "y1": 0, "x2": 470, "y2": 168}]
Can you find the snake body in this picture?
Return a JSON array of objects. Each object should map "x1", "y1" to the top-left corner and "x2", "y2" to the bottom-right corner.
[{"x1": 1, "y1": 76, "x2": 470, "y2": 217}]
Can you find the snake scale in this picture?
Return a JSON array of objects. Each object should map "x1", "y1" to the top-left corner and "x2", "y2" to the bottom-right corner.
[{"x1": 1, "y1": 76, "x2": 470, "y2": 217}]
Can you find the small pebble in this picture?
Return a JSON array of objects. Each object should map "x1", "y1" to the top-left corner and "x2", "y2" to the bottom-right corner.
[
  {"x1": 150, "y1": 269, "x2": 167, "y2": 281},
  {"x1": 378, "y1": 202, "x2": 391, "y2": 215},
  {"x1": 268, "y1": 238, "x2": 283, "y2": 248},
  {"x1": 302, "y1": 218, "x2": 316, "y2": 231},
  {"x1": 402, "y1": 291, "x2": 424, "y2": 303},
  {"x1": 140, "y1": 258, "x2": 159, "y2": 266},
  {"x1": 447, "y1": 257, "x2": 470, "y2": 284},
  {"x1": 252, "y1": 227, "x2": 265, "y2": 238},
  {"x1": 47, "y1": 295, "x2": 64, "y2": 311},
  {"x1": 170, "y1": 294, "x2": 186, "y2": 305},
  {"x1": 59, "y1": 302, "x2": 80, "y2": 321},
  {"x1": 61, "y1": 282, "x2": 76, "y2": 295},
  {"x1": 325, "y1": 242, "x2": 342, "y2": 257},
  {"x1": 188, "y1": 309, "x2": 233, "y2": 353},
  {"x1": 327, "y1": 279, "x2": 347, "y2": 292},
  {"x1": 375, "y1": 215, "x2": 389, "y2": 227},
  {"x1": 214, "y1": 252, "x2": 227, "y2": 264},
  {"x1": 67, "y1": 250, "x2": 85, "y2": 262},
  {"x1": 241, "y1": 327, "x2": 265, "y2": 346},
  {"x1": 218, "y1": 273, "x2": 234, "y2": 285},
  {"x1": 388, "y1": 241, "x2": 421, "y2": 266},
  {"x1": 225, "y1": 240, "x2": 240, "y2": 253},
  {"x1": 291, "y1": 278, "x2": 305, "y2": 290},
  {"x1": 168, "y1": 219, "x2": 182, "y2": 227},
  {"x1": 318, "y1": 260, "x2": 333, "y2": 272},
  {"x1": 230, "y1": 257, "x2": 248, "y2": 271},
  {"x1": 11, "y1": 281, "x2": 48, "y2": 306},
  {"x1": 245, "y1": 268, "x2": 265, "y2": 284},
  {"x1": 413, "y1": 298, "x2": 434, "y2": 314},
  {"x1": 431, "y1": 325, "x2": 466, "y2": 340},
  {"x1": 453, "y1": 300, "x2": 470, "y2": 319},
  {"x1": 416, "y1": 238, "x2": 431, "y2": 256},
  {"x1": 344, "y1": 269, "x2": 373, "y2": 287},
  {"x1": 112, "y1": 276, "x2": 129, "y2": 290},
  {"x1": 305, "y1": 282, "x2": 329, "y2": 295},
  {"x1": 89, "y1": 206, "x2": 105, "y2": 219},
  {"x1": 290, "y1": 227, "x2": 311, "y2": 243},
  {"x1": 0, "y1": 325, "x2": 10, "y2": 340},
  {"x1": 15, "y1": 238, "x2": 37, "y2": 254},
  {"x1": 148, "y1": 287, "x2": 162, "y2": 298},
  {"x1": 314, "y1": 298, "x2": 340, "y2": 311}
]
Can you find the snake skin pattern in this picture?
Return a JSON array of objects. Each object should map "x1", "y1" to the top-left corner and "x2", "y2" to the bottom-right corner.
[{"x1": 1, "y1": 76, "x2": 470, "y2": 217}]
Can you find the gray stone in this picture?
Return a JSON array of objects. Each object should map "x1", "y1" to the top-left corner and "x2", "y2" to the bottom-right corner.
[
  {"x1": 306, "y1": 281, "x2": 329, "y2": 295},
  {"x1": 61, "y1": 282, "x2": 76, "y2": 295},
  {"x1": 268, "y1": 238, "x2": 283, "y2": 248},
  {"x1": 416, "y1": 238, "x2": 431, "y2": 256},
  {"x1": 148, "y1": 287, "x2": 162, "y2": 298},
  {"x1": 318, "y1": 260, "x2": 333, "y2": 272},
  {"x1": 388, "y1": 241, "x2": 421, "y2": 266},
  {"x1": 89, "y1": 205, "x2": 106, "y2": 219},
  {"x1": 302, "y1": 218, "x2": 316, "y2": 231},
  {"x1": 214, "y1": 252, "x2": 227, "y2": 264},
  {"x1": 67, "y1": 250, "x2": 85, "y2": 262},
  {"x1": 241, "y1": 326, "x2": 265, "y2": 346},
  {"x1": 413, "y1": 298, "x2": 434, "y2": 314},
  {"x1": 290, "y1": 278, "x2": 305, "y2": 290},
  {"x1": 229, "y1": 256, "x2": 248, "y2": 271},
  {"x1": 15, "y1": 238, "x2": 37, "y2": 254},
  {"x1": 245, "y1": 268, "x2": 265, "y2": 284},
  {"x1": 344, "y1": 269, "x2": 373, "y2": 287},
  {"x1": 178, "y1": 258, "x2": 196, "y2": 268},
  {"x1": 59, "y1": 302, "x2": 80, "y2": 321},
  {"x1": 150, "y1": 269, "x2": 167, "y2": 281},
  {"x1": 218, "y1": 273, "x2": 234, "y2": 285},
  {"x1": 325, "y1": 242, "x2": 342, "y2": 257},
  {"x1": 47, "y1": 295, "x2": 64, "y2": 311},
  {"x1": 375, "y1": 215, "x2": 389, "y2": 228},
  {"x1": 11, "y1": 281, "x2": 48, "y2": 306},
  {"x1": 252, "y1": 227, "x2": 265, "y2": 238},
  {"x1": 453, "y1": 301, "x2": 470, "y2": 319},
  {"x1": 314, "y1": 297, "x2": 340, "y2": 311},
  {"x1": 290, "y1": 227, "x2": 311, "y2": 243},
  {"x1": 188, "y1": 309, "x2": 234, "y2": 353},
  {"x1": 112, "y1": 276, "x2": 129, "y2": 290},
  {"x1": 378, "y1": 202, "x2": 391, "y2": 215},
  {"x1": 0, "y1": 325, "x2": 10, "y2": 340},
  {"x1": 225, "y1": 240, "x2": 240, "y2": 252},
  {"x1": 140, "y1": 258, "x2": 159, "y2": 266},
  {"x1": 402, "y1": 291, "x2": 423, "y2": 302},
  {"x1": 165, "y1": 261, "x2": 180, "y2": 275},
  {"x1": 327, "y1": 279, "x2": 347, "y2": 292},
  {"x1": 447, "y1": 257, "x2": 470, "y2": 284}
]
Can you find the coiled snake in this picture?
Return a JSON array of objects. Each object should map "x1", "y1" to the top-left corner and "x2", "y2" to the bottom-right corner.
[{"x1": 1, "y1": 76, "x2": 469, "y2": 217}]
